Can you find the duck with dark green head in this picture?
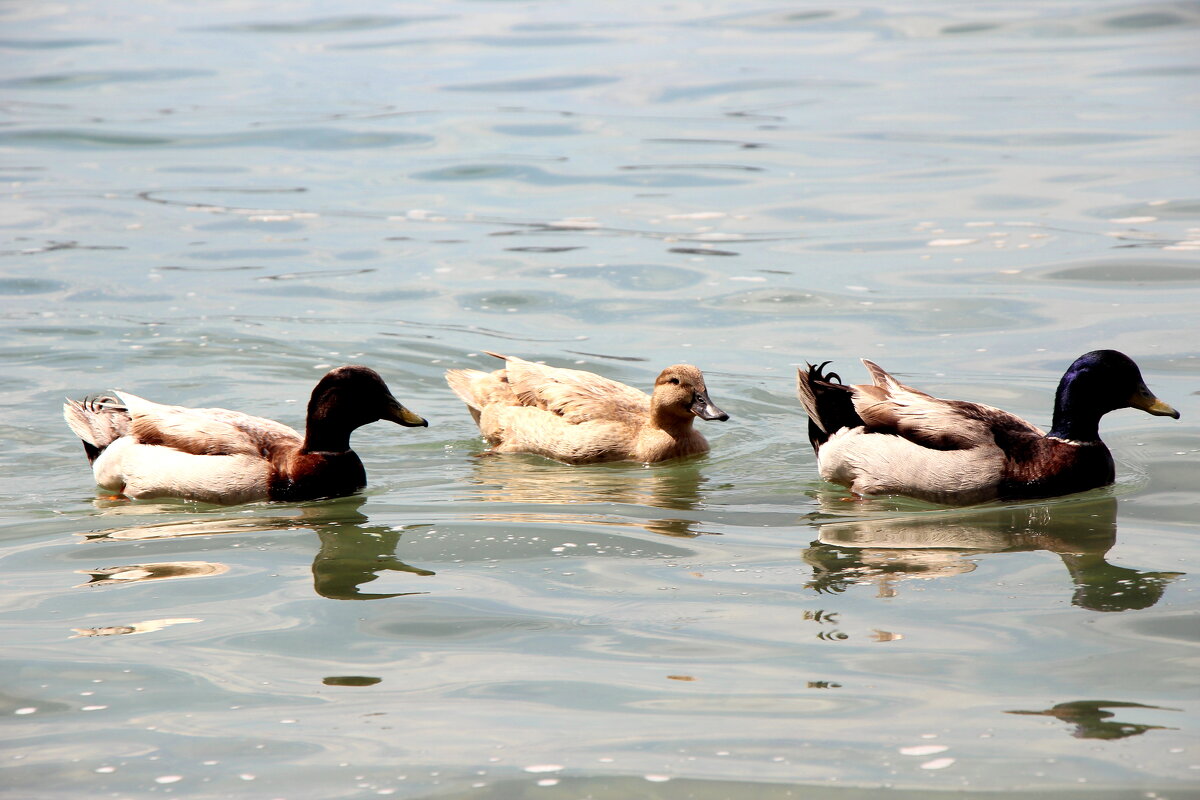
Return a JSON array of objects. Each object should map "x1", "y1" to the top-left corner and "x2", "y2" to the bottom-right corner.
[{"x1": 796, "y1": 350, "x2": 1179, "y2": 504}]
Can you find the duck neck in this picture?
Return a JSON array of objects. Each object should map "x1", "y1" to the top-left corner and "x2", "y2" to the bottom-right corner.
[
  {"x1": 303, "y1": 411, "x2": 355, "y2": 454},
  {"x1": 650, "y1": 404, "x2": 694, "y2": 437},
  {"x1": 1047, "y1": 381, "x2": 1103, "y2": 443}
]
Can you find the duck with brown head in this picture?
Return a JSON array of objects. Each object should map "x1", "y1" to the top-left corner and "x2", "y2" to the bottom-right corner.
[
  {"x1": 64, "y1": 365, "x2": 427, "y2": 504},
  {"x1": 445, "y1": 352, "x2": 729, "y2": 464}
]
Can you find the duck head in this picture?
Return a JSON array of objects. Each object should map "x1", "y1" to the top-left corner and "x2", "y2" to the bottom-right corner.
[
  {"x1": 653, "y1": 364, "x2": 729, "y2": 423},
  {"x1": 304, "y1": 366, "x2": 427, "y2": 452},
  {"x1": 1050, "y1": 350, "x2": 1178, "y2": 441}
]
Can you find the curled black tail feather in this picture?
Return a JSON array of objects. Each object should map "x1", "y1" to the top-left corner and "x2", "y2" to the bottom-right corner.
[
  {"x1": 796, "y1": 361, "x2": 864, "y2": 454},
  {"x1": 63, "y1": 393, "x2": 130, "y2": 464}
]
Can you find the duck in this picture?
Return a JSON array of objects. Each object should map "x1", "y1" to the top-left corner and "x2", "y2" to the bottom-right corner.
[
  {"x1": 796, "y1": 350, "x2": 1179, "y2": 504},
  {"x1": 445, "y1": 351, "x2": 729, "y2": 464},
  {"x1": 63, "y1": 365, "x2": 427, "y2": 504}
]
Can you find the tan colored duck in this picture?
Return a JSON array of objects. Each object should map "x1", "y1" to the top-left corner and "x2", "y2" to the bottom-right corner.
[
  {"x1": 64, "y1": 366, "x2": 427, "y2": 504},
  {"x1": 445, "y1": 351, "x2": 729, "y2": 464},
  {"x1": 796, "y1": 350, "x2": 1178, "y2": 504}
]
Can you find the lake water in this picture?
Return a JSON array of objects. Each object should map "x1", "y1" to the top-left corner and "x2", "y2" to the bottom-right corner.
[{"x1": 2, "y1": 1, "x2": 1199, "y2": 797}]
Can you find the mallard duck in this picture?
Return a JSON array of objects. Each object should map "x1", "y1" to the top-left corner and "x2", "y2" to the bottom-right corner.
[
  {"x1": 796, "y1": 350, "x2": 1179, "y2": 504},
  {"x1": 445, "y1": 351, "x2": 729, "y2": 464},
  {"x1": 64, "y1": 366, "x2": 427, "y2": 504}
]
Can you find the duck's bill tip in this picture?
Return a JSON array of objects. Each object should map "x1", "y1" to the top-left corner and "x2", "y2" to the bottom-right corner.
[
  {"x1": 387, "y1": 402, "x2": 429, "y2": 427},
  {"x1": 690, "y1": 389, "x2": 729, "y2": 422},
  {"x1": 1131, "y1": 389, "x2": 1180, "y2": 419},
  {"x1": 1150, "y1": 402, "x2": 1181, "y2": 420},
  {"x1": 692, "y1": 402, "x2": 730, "y2": 421}
]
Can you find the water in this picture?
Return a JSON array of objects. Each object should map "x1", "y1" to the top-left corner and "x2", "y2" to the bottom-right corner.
[{"x1": 2, "y1": 1, "x2": 1199, "y2": 797}]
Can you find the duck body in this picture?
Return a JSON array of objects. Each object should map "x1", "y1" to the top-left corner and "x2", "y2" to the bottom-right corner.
[
  {"x1": 64, "y1": 366, "x2": 427, "y2": 504},
  {"x1": 445, "y1": 352, "x2": 729, "y2": 464},
  {"x1": 797, "y1": 350, "x2": 1178, "y2": 504}
]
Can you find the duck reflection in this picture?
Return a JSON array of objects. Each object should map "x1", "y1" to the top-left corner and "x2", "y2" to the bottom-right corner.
[
  {"x1": 70, "y1": 617, "x2": 202, "y2": 638},
  {"x1": 75, "y1": 561, "x2": 228, "y2": 587},
  {"x1": 77, "y1": 497, "x2": 434, "y2": 600},
  {"x1": 1007, "y1": 700, "x2": 1178, "y2": 739},
  {"x1": 802, "y1": 495, "x2": 1182, "y2": 611},
  {"x1": 311, "y1": 522, "x2": 434, "y2": 600},
  {"x1": 462, "y1": 454, "x2": 710, "y2": 538}
]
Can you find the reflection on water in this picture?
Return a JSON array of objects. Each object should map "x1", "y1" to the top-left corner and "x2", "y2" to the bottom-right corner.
[
  {"x1": 464, "y1": 455, "x2": 710, "y2": 537},
  {"x1": 311, "y1": 525, "x2": 434, "y2": 601},
  {"x1": 322, "y1": 675, "x2": 382, "y2": 687},
  {"x1": 802, "y1": 497, "x2": 1183, "y2": 611},
  {"x1": 82, "y1": 516, "x2": 289, "y2": 540},
  {"x1": 78, "y1": 498, "x2": 435, "y2": 600},
  {"x1": 74, "y1": 560, "x2": 228, "y2": 587},
  {"x1": 1007, "y1": 700, "x2": 1179, "y2": 740},
  {"x1": 70, "y1": 617, "x2": 201, "y2": 637}
]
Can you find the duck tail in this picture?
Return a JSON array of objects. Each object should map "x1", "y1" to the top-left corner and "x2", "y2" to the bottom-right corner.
[
  {"x1": 444, "y1": 370, "x2": 486, "y2": 412},
  {"x1": 796, "y1": 362, "x2": 863, "y2": 453},
  {"x1": 63, "y1": 393, "x2": 130, "y2": 464}
]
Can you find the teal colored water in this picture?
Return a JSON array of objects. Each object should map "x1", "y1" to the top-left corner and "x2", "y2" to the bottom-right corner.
[{"x1": 2, "y1": 2, "x2": 1199, "y2": 798}]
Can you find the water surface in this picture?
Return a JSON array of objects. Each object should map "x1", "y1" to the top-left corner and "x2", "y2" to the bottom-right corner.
[{"x1": 2, "y1": 1, "x2": 1199, "y2": 798}]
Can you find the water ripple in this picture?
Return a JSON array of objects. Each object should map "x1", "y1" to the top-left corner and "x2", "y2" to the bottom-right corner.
[
  {"x1": 201, "y1": 15, "x2": 447, "y2": 34},
  {"x1": 0, "y1": 69, "x2": 212, "y2": 89},
  {"x1": 620, "y1": 163, "x2": 764, "y2": 173},
  {"x1": 0, "y1": 38, "x2": 114, "y2": 50},
  {"x1": 1036, "y1": 258, "x2": 1200, "y2": 285},
  {"x1": 523, "y1": 264, "x2": 706, "y2": 291},
  {"x1": 412, "y1": 163, "x2": 743, "y2": 188},
  {"x1": 0, "y1": 127, "x2": 432, "y2": 150},
  {"x1": 337, "y1": 34, "x2": 613, "y2": 50},
  {"x1": 443, "y1": 75, "x2": 619, "y2": 93},
  {"x1": 851, "y1": 130, "x2": 1151, "y2": 148},
  {"x1": 659, "y1": 79, "x2": 865, "y2": 103}
]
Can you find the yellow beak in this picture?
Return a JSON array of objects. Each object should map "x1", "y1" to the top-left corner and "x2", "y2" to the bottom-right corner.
[
  {"x1": 1131, "y1": 385, "x2": 1180, "y2": 419},
  {"x1": 385, "y1": 399, "x2": 429, "y2": 427}
]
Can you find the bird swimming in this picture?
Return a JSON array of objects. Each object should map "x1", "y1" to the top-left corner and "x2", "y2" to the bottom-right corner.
[
  {"x1": 64, "y1": 366, "x2": 427, "y2": 504},
  {"x1": 445, "y1": 351, "x2": 728, "y2": 464},
  {"x1": 796, "y1": 350, "x2": 1178, "y2": 504}
]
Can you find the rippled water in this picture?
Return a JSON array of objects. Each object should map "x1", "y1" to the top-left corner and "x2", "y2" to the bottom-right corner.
[{"x1": 3, "y1": 1, "x2": 1199, "y2": 798}]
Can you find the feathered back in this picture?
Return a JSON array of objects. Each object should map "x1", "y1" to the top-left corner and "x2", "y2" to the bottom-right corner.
[
  {"x1": 112, "y1": 391, "x2": 301, "y2": 457},
  {"x1": 483, "y1": 352, "x2": 649, "y2": 424},
  {"x1": 851, "y1": 360, "x2": 1041, "y2": 451}
]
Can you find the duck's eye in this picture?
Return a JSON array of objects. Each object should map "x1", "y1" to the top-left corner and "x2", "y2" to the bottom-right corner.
[{"x1": 668, "y1": 377, "x2": 680, "y2": 385}]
